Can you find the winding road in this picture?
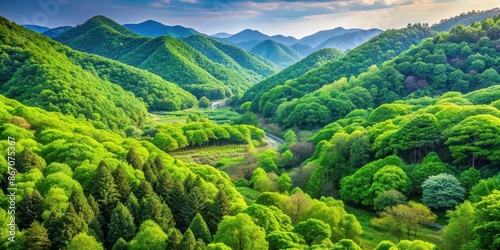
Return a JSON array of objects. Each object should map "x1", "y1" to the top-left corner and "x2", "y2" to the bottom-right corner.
[{"x1": 264, "y1": 133, "x2": 285, "y2": 149}]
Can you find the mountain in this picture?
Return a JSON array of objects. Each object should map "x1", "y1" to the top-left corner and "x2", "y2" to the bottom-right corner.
[
  {"x1": 0, "y1": 17, "x2": 197, "y2": 129},
  {"x1": 270, "y1": 35, "x2": 299, "y2": 46},
  {"x1": 241, "y1": 48, "x2": 344, "y2": 105},
  {"x1": 250, "y1": 40, "x2": 303, "y2": 67},
  {"x1": 124, "y1": 20, "x2": 199, "y2": 38},
  {"x1": 291, "y1": 43, "x2": 314, "y2": 56},
  {"x1": 211, "y1": 32, "x2": 233, "y2": 38},
  {"x1": 21, "y1": 24, "x2": 50, "y2": 33},
  {"x1": 57, "y1": 16, "x2": 274, "y2": 99},
  {"x1": 42, "y1": 26, "x2": 73, "y2": 38},
  {"x1": 432, "y1": 8, "x2": 500, "y2": 32},
  {"x1": 225, "y1": 29, "x2": 270, "y2": 44},
  {"x1": 250, "y1": 24, "x2": 437, "y2": 119},
  {"x1": 314, "y1": 28, "x2": 383, "y2": 52},
  {"x1": 297, "y1": 27, "x2": 361, "y2": 48}
]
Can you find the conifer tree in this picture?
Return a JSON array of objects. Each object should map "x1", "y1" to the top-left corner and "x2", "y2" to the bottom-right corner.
[
  {"x1": 126, "y1": 147, "x2": 142, "y2": 170},
  {"x1": 45, "y1": 210, "x2": 64, "y2": 249},
  {"x1": 166, "y1": 228, "x2": 183, "y2": 250},
  {"x1": 91, "y1": 161, "x2": 119, "y2": 216},
  {"x1": 70, "y1": 188, "x2": 94, "y2": 224},
  {"x1": 88, "y1": 217, "x2": 104, "y2": 244},
  {"x1": 206, "y1": 189, "x2": 231, "y2": 234},
  {"x1": 180, "y1": 192, "x2": 197, "y2": 232},
  {"x1": 113, "y1": 164, "x2": 131, "y2": 201},
  {"x1": 25, "y1": 221, "x2": 52, "y2": 250},
  {"x1": 136, "y1": 180, "x2": 154, "y2": 200},
  {"x1": 125, "y1": 193, "x2": 141, "y2": 225},
  {"x1": 153, "y1": 155, "x2": 165, "y2": 173},
  {"x1": 189, "y1": 213, "x2": 212, "y2": 244},
  {"x1": 155, "y1": 170, "x2": 173, "y2": 201},
  {"x1": 108, "y1": 203, "x2": 136, "y2": 245},
  {"x1": 18, "y1": 189, "x2": 44, "y2": 229},
  {"x1": 17, "y1": 148, "x2": 44, "y2": 173},
  {"x1": 61, "y1": 203, "x2": 87, "y2": 247},
  {"x1": 168, "y1": 180, "x2": 186, "y2": 227},
  {"x1": 140, "y1": 196, "x2": 175, "y2": 232},
  {"x1": 179, "y1": 228, "x2": 197, "y2": 250},
  {"x1": 87, "y1": 194, "x2": 100, "y2": 217},
  {"x1": 184, "y1": 174, "x2": 196, "y2": 193},
  {"x1": 111, "y1": 238, "x2": 129, "y2": 250},
  {"x1": 143, "y1": 160, "x2": 158, "y2": 185}
]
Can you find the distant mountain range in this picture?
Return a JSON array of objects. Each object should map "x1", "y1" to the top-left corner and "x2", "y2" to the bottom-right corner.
[
  {"x1": 42, "y1": 26, "x2": 73, "y2": 38},
  {"x1": 314, "y1": 28, "x2": 383, "y2": 52},
  {"x1": 432, "y1": 8, "x2": 500, "y2": 32},
  {"x1": 123, "y1": 20, "x2": 199, "y2": 38},
  {"x1": 250, "y1": 40, "x2": 303, "y2": 68},
  {"x1": 21, "y1": 24, "x2": 50, "y2": 33}
]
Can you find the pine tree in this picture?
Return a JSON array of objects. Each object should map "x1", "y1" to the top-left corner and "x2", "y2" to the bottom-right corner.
[
  {"x1": 206, "y1": 189, "x2": 231, "y2": 234},
  {"x1": 180, "y1": 192, "x2": 197, "y2": 232},
  {"x1": 111, "y1": 237, "x2": 129, "y2": 250},
  {"x1": 184, "y1": 174, "x2": 196, "y2": 193},
  {"x1": 168, "y1": 180, "x2": 186, "y2": 228},
  {"x1": 61, "y1": 203, "x2": 87, "y2": 246},
  {"x1": 143, "y1": 160, "x2": 158, "y2": 185},
  {"x1": 70, "y1": 188, "x2": 94, "y2": 224},
  {"x1": 126, "y1": 147, "x2": 142, "y2": 170},
  {"x1": 108, "y1": 203, "x2": 136, "y2": 245},
  {"x1": 189, "y1": 213, "x2": 212, "y2": 244},
  {"x1": 91, "y1": 160, "x2": 119, "y2": 217},
  {"x1": 25, "y1": 221, "x2": 51, "y2": 250},
  {"x1": 113, "y1": 164, "x2": 131, "y2": 201},
  {"x1": 44, "y1": 210, "x2": 64, "y2": 249},
  {"x1": 153, "y1": 155, "x2": 165, "y2": 174},
  {"x1": 166, "y1": 228, "x2": 182, "y2": 250},
  {"x1": 125, "y1": 193, "x2": 141, "y2": 226},
  {"x1": 88, "y1": 216, "x2": 104, "y2": 244},
  {"x1": 195, "y1": 239, "x2": 206, "y2": 250},
  {"x1": 135, "y1": 180, "x2": 154, "y2": 200},
  {"x1": 18, "y1": 189, "x2": 44, "y2": 229},
  {"x1": 87, "y1": 194, "x2": 100, "y2": 217},
  {"x1": 179, "y1": 228, "x2": 197, "y2": 250},
  {"x1": 140, "y1": 196, "x2": 175, "y2": 232},
  {"x1": 155, "y1": 170, "x2": 173, "y2": 201}
]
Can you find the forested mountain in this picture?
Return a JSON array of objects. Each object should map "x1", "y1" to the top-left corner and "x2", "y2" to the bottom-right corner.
[
  {"x1": 21, "y1": 24, "x2": 50, "y2": 33},
  {"x1": 0, "y1": 17, "x2": 197, "y2": 129},
  {"x1": 57, "y1": 16, "x2": 274, "y2": 99},
  {"x1": 314, "y1": 29, "x2": 383, "y2": 52},
  {"x1": 269, "y1": 18, "x2": 500, "y2": 129},
  {"x1": 211, "y1": 32, "x2": 232, "y2": 38},
  {"x1": 291, "y1": 43, "x2": 314, "y2": 56},
  {"x1": 124, "y1": 20, "x2": 199, "y2": 38},
  {"x1": 225, "y1": 29, "x2": 270, "y2": 44},
  {"x1": 250, "y1": 40, "x2": 303, "y2": 67},
  {"x1": 269, "y1": 35, "x2": 298, "y2": 46},
  {"x1": 42, "y1": 26, "x2": 73, "y2": 38},
  {"x1": 251, "y1": 24, "x2": 437, "y2": 120},
  {"x1": 297, "y1": 27, "x2": 362, "y2": 48},
  {"x1": 432, "y1": 8, "x2": 500, "y2": 32},
  {"x1": 241, "y1": 48, "x2": 344, "y2": 104}
]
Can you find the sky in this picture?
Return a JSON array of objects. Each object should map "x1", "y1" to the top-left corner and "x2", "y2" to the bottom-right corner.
[{"x1": 0, "y1": 0, "x2": 499, "y2": 38}]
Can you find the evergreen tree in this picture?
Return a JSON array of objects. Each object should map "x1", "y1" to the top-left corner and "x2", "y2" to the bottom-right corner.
[
  {"x1": 135, "y1": 180, "x2": 154, "y2": 200},
  {"x1": 206, "y1": 189, "x2": 231, "y2": 234},
  {"x1": 180, "y1": 192, "x2": 197, "y2": 232},
  {"x1": 17, "y1": 148, "x2": 44, "y2": 173},
  {"x1": 61, "y1": 203, "x2": 88, "y2": 247},
  {"x1": 153, "y1": 155, "x2": 165, "y2": 174},
  {"x1": 25, "y1": 221, "x2": 52, "y2": 250},
  {"x1": 111, "y1": 238, "x2": 129, "y2": 250},
  {"x1": 191, "y1": 186, "x2": 207, "y2": 213},
  {"x1": 184, "y1": 174, "x2": 196, "y2": 193},
  {"x1": 125, "y1": 193, "x2": 141, "y2": 226},
  {"x1": 18, "y1": 189, "x2": 44, "y2": 229},
  {"x1": 108, "y1": 202, "x2": 136, "y2": 245},
  {"x1": 88, "y1": 216, "x2": 105, "y2": 244},
  {"x1": 195, "y1": 239, "x2": 206, "y2": 250},
  {"x1": 189, "y1": 213, "x2": 212, "y2": 244},
  {"x1": 168, "y1": 180, "x2": 186, "y2": 228},
  {"x1": 113, "y1": 164, "x2": 131, "y2": 201},
  {"x1": 126, "y1": 147, "x2": 142, "y2": 170},
  {"x1": 155, "y1": 170, "x2": 173, "y2": 201},
  {"x1": 91, "y1": 160, "x2": 120, "y2": 216},
  {"x1": 44, "y1": 210, "x2": 64, "y2": 249},
  {"x1": 179, "y1": 228, "x2": 197, "y2": 250},
  {"x1": 140, "y1": 196, "x2": 175, "y2": 232},
  {"x1": 70, "y1": 188, "x2": 94, "y2": 224},
  {"x1": 143, "y1": 161, "x2": 158, "y2": 185},
  {"x1": 87, "y1": 194, "x2": 100, "y2": 217},
  {"x1": 166, "y1": 228, "x2": 183, "y2": 250}
]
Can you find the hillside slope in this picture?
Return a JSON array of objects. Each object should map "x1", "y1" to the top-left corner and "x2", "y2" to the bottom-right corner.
[{"x1": 250, "y1": 39, "x2": 303, "y2": 67}]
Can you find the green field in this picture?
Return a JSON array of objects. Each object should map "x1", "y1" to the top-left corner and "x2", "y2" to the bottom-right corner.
[{"x1": 150, "y1": 107, "x2": 240, "y2": 125}]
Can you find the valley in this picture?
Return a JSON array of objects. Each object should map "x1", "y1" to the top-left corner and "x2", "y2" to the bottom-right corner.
[{"x1": 1, "y1": 5, "x2": 500, "y2": 250}]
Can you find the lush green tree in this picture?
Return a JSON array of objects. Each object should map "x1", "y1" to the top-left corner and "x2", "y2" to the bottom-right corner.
[
  {"x1": 189, "y1": 213, "x2": 212, "y2": 244},
  {"x1": 374, "y1": 190, "x2": 407, "y2": 211},
  {"x1": 469, "y1": 177, "x2": 500, "y2": 203},
  {"x1": 442, "y1": 201, "x2": 475, "y2": 250},
  {"x1": 199, "y1": 96, "x2": 211, "y2": 108},
  {"x1": 258, "y1": 150, "x2": 279, "y2": 173},
  {"x1": 18, "y1": 190, "x2": 43, "y2": 229},
  {"x1": 143, "y1": 160, "x2": 158, "y2": 185},
  {"x1": 25, "y1": 221, "x2": 51, "y2": 250},
  {"x1": 365, "y1": 165, "x2": 411, "y2": 206},
  {"x1": 90, "y1": 161, "x2": 119, "y2": 216},
  {"x1": 255, "y1": 192, "x2": 284, "y2": 210},
  {"x1": 395, "y1": 240, "x2": 437, "y2": 250},
  {"x1": 293, "y1": 218, "x2": 331, "y2": 245},
  {"x1": 242, "y1": 204, "x2": 292, "y2": 233},
  {"x1": 283, "y1": 190, "x2": 311, "y2": 224},
  {"x1": 17, "y1": 148, "x2": 44, "y2": 173},
  {"x1": 409, "y1": 152, "x2": 449, "y2": 193},
  {"x1": 422, "y1": 173, "x2": 465, "y2": 209},
  {"x1": 213, "y1": 213, "x2": 268, "y2": 250},
  {"x1": 126, "y1": 148, "x2": 142, "y2": 170},
  {"x1": 69, "y1": 188, "x2": 94, "y2": 224},
  {"x1": 166, "y1": 228, "x2": 183, "y2": 250},
  {"x1": 61, "y1": 203, "x2": 87, "y2": 247},
  {"x1": 113, "y1": 164, "x2": 131, "y2": 201},
  {"x1": 111, "y1": 238, "x2": 128, "y2": 250},
  {"x1": 205, "y1": 242, "x2": 232, "y2": 250},
  {"x1": 179, "y1": 228, "x2": 197, "y2": 250},
  {"x1": 459, "y1": 168, "x2": 481, "y2": 191},
  {"x1": 108, "y1": 203, "x2": 136, "y2": 245},
  {"x1": 206, "y1": 188, "x2": 232, "y2": 234},
  {"x1": 265, "y1": 231, "x2": 306, "y2": 250},
  {"x1": 129, "y1": 220, "x2": 168, "y2": 250},
  {"x1": 135, "y1": 180, "x2": 154, "y2": 200},
  {"x1": 277, "y1": 173, "x2": 292, "y2": 193},
  {"x1": 375, "y1": 240, "x2": 395, "y2": 250},
  {"x1": 140, "y1": 196, "x2": 175, "y2": 233},
  {"x1": 332, "y1": 239, "x2": 362, "y2": 250},
  {"x1": 65, "y1": 233, "x2": 103, "y2": 250},
  {"x1": 473, "y1": 190, "x2": 500, "y2": 250}
]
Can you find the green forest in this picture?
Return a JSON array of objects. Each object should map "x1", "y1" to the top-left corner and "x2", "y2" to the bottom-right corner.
[{"x1": 1, "y1": 8, "x2": 500, "y2": 250}]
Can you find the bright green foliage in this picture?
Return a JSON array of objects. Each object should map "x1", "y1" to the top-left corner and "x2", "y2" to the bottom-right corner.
[
  {"x1": 136, "y1": 180, "x2": 154, "y2": 200},
  {"x1": 25, "y1": 221, "x2": 51, "y2": 250},
  {"x1": 250, "y1": 39, "x2": 303, "y2": 67},
  {"x1": 189, "y1": 213, "x2": 212, "y2": 244},
  {"x1": 265, "y1": 231, "x2": 307, "y2": 250},
  {"x1": 166, "y1": 228, "x2": 183, "y2": 250},
  {"x1": 199, "y1": 96, "x2": 211, "y2": 108},
  {"x1": 442, "y1": 201, "x2": 475, "y2": 250},
  {"x1": 409, "y1": 152, "x2": 449, "y2": 193},
  {"x1": 111, "y1": 238, "x2": 128, "y2": 250},
  {"x1": 258, "y1": 149, "x2": 279, "y2": 173},
  {"x1": 375, "y1": 240, "x2": 395, "y2": 250},
  {"x1": 213, "y1": 213, "x2": 268, "y2": 250},
  {"x1": 255, "y1": 192, "x2": 284, "y2": 209},
  {"x1": 251, "y1": 168, "x2": 275, "y2": 192},
  {"x1": 277, "y1": 173, "x2": 292, "y2": 193},
  {"x1": 365, "y1": 165, "x2": 411, "y2": 206},
  {"x1": 206, "y1": 242, "x2": 232, "y2": 250},
  {"x1": 395, "y1": 240, "x2": 437, "y2": 250},
  {"x1": 108, "y1": 203, "x2": 136, "y2": 244},
  {"x1": 42, "y1": 188, "x2": 69, "y2": 219},
  {"x1": 179, "y1": 228, "x2": 197, "y2": 250},
  {"x1": 374, "y1": 190, "x2": 407, "y2": 211},
  {"x1": 459, "y1": 168, "x2": 481, "y2": 191},
  {"x1": 293, "y1": 218, "x2": 331, "y2": 245},
  {"x1": 422, "y1": 174, "x2": 465, "y2": 209},
  {"x1": 61, "y1": 203, "x2": 88, "y2": 247},
  {"x1": 242, "y1": 204, "x2": 293, "y2": 233},
  {"x1": 129, "y1": 220, "x2": 168, "y2": 250},
  {"x1": 473, "y1": 190, "x2": 500, "y2": 250},
  {"x1": 65, "y1": 233, "x2": 103, "y2": 250},
  {"x1": 332, "y1": 239, "x2": 362, "y2": 250},
  {"x1": 469, "y1": 177, "x2": 500, "y2": 203}
]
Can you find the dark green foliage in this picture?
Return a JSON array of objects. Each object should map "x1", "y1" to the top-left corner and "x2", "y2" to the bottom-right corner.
[
  {"x1": 126, "y1": 148, "x2": 142, "y2": 170},
  {"x1": 25, "y1": 221, "x2": 52, "y2": 250},
  {"x1": 422, "y1": 174, "x2": 466, "y2": 209},
  {"x1": 17, "y1": 148, "x2": 44, "y2": 173},
  {"x1": 143, "y1": 161, "x2": 158, "y2": 185},
  {"x1": 140, "y1": 196, "x2": 175, "y2": 233},
  {"x1": 199, "y1": 96, "x2": 211, "y2": 108},
  {"x1": 293, "y1": 218, "x2": 331, "y2": 245},
  {"x1": 189, "y1": 213, "x2": 212, "y2": 244},
  {"x1": 113, "y1": 165, "x2": 131, "y2": 202},
  {"x1": 155, "y1": 170, "x2": 174, "y2": 201},
  {"x1": 87, "y1": 195, "x2": 100, "y2": 218},
  {"x1": 432, "y1": 8, "x2": 500, "y2": 32},
  {"x1": 135, "y1": 181, "x2": 154, "y2": 200},
  {"x1": 374, "y1": 190, "x2": 407, "y2": 211},
  {"x1": 265, "y1": 231, "x2": 306, "y2": 250},
  {"x1": 179, "y1": 228, "x2": 197, "y2": 250},
  {"x1": 410, "y1": 152, "x2": 449, "y2": 193},
  {"x1": 70, "y1": 188, "x2": 95, "y2": 224},
  {"x1": 472, "y1": 190, "x2": 500, "y2": 249},
  {"x1": 167, "y1": 228, "x2": 183, "y2": 250},
  {"x1": 90, "y1": 161, "x2": 120, "y2": 216},
  {"x1": 44, "y1": 210, "x2": 64, "y2": 249},
  {"x1": 61, "y1": 203, "x2": 88, "y2": 247},
  {"x1": 459, "y1": 168, "x2": 482, "y2": 191},
  {"x1": 111, "y1": 238, "x2": 129, "y2": 250},
  {"x1": 18, "y1": 190, "x2": 44, "y2": 229},
  {"x1": 206, "y1": 189, "x2": 232, "y2": 235},
  {"x1": 108, "y1": 203, "x2": 136, "y2": 244}
]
